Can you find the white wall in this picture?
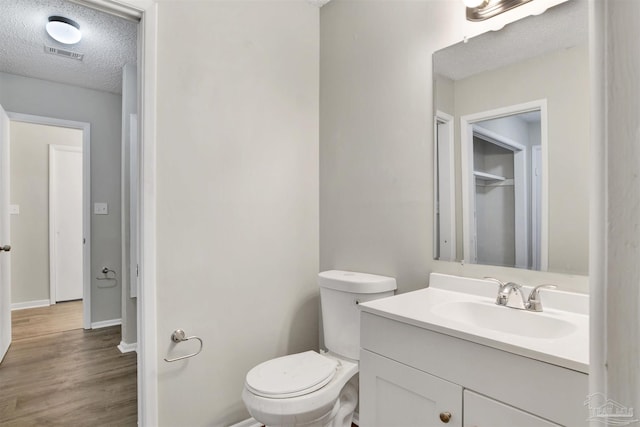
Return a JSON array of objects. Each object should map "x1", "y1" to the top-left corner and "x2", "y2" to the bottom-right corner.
[
  {"x1": 10, "y1": 122, "x2": 82, "y2": 304},
  {"x1": 320, "y1": 0, "x2": 461, "y2": 293},
  {"x1": 0, "y1": 72, "x2": 122, "y2": 323},
  {"x1": 154, "y1": 1, "x2": 319, "y2": 425},
  {"x1": 320, "y1": 0, "x2": 588, "y2": 294}
]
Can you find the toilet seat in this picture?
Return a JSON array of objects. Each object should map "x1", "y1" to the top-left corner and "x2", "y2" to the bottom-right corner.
[{"x1": 245, "y1": 351, "x2": 338, "y2": 399}]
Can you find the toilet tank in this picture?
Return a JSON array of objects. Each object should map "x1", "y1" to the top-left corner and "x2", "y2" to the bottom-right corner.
[{"x1": 319, "y1": 270, "x2": 396, "y2": 360}]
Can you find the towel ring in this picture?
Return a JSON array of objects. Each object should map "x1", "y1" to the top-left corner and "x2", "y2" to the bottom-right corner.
[{"x1": 164, "y1": 329, "x2": 203, "y2": 362}]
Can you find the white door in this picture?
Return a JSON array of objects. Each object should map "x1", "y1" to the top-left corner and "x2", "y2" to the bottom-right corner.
[
  {"x1": 0, "y1": 105, "x2": 11, "y2": 362},
  {"x1": 50, "y1": 145, "x2": 83, "y2": 302}
]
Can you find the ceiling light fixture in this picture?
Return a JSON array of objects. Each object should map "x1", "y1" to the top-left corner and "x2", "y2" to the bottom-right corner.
[
  {"x1": 46, "y1": 16, "x2": 82, "y2": 45},
  {"x1": 465, "y1": 0, "x2": 533, "y2": 21}
]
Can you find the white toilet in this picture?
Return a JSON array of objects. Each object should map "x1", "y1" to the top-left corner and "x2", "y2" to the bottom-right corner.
[{"x1": 242, "y1": 270, "x2": 396, "y2": 427}]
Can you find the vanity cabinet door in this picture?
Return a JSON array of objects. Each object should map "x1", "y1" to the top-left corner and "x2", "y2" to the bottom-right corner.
[
  {"x1": 463, "y1": 390, "x2": 562, "y2": 427},
  {"x1": 360, "y1": 349, "x2": 462, "y2": 427}
]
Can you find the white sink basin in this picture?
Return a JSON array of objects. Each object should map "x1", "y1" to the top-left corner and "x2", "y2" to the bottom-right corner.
[
  {"x1": 431, "y1": 300, "x2": 577, "y2": 339},
  {"x1": 358, "y1": 273, "x2": 589, "y2": 373}
]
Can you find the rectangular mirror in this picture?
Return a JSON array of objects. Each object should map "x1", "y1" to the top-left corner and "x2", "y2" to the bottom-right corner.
[{"x1": 433, "y1": 0, "x2": 589, "y2": 275}]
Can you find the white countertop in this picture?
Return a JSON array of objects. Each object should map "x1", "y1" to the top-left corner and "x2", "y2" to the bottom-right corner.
[{"x1": 359, "y1": 273, "x2": 589, "y2": 374}]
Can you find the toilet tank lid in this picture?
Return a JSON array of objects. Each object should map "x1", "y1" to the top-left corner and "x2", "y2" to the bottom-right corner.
[{"x1": 318, "y1": 270, "x2": 397, "y2": 294}]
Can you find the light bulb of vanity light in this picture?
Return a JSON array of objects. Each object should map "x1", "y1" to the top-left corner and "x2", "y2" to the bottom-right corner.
[
  {"x1": 46, "y1": 16, "x2": 82, "y2": 45},
  {"x1": 464, "y1": 0, "x2": 489, "y2": 8}
]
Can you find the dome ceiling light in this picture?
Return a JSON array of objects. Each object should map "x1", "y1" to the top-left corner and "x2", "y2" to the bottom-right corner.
[{"x1": 46, "y1": 16, "x2": 82, "y2": 45}]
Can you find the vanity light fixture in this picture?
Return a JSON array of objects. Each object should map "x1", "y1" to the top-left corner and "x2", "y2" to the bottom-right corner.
[
  {"x1": 465, "y1": 0, "x2": 533, "y2": 21},
  {"x1": 46, "y1": 16, "x2": 82, "y2": 45},
  {"x1": 463, "y1": 0, "x2": 489, "y2": 8}
]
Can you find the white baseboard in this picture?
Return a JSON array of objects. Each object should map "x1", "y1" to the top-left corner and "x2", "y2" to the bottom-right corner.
[
  {"x1": 11, "y1": 299, "x2": 50, "y2": 311},
  {"x1": 229, "y1": 418, "x2": 261, "y2": 427},
  {"x1": 117, "y1": 341, "x2": 138, "y2": 353},
  {"x1": 91, "y1": 318, "x2": 122, "y2": 329}
]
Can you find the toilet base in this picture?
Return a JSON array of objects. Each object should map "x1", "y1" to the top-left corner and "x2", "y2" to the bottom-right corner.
[
  {"x1": 324, "y1": 381, "x2": 358, "y2": 427},
  {"x1": 262, "y1": 382, "x2": 358, "y2": 427},
  {"x1": 243, "y1": 353, "x2": 360, "y2": 427}
]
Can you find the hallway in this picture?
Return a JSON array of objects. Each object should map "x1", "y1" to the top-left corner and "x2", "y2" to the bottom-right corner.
[{"x1": 0, "y1": 302, "x2": 137, "y2": 425}]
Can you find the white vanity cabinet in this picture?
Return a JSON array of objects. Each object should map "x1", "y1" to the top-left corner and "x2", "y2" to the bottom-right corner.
[{"x1": 359, "y1": 312, "x2": 588, "y2": 427}]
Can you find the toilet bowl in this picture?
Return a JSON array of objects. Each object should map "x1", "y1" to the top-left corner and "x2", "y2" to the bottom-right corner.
[
  {"x1": 242, "y1": 351, "x2": 358, "y2": 427},
  {"x1": 242, "y1": 270, "x2": 396, "y2": 427}
]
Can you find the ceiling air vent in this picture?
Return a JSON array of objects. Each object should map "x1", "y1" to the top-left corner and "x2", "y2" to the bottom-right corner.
[{"x1": 44, "y1": 45, "x2": 84, "y2": 61}]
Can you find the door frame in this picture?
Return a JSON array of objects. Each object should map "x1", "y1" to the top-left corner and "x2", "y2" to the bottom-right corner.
[
  {"x1": 49, "y1": 144, "x2": 84, "y2": 304},
  {"x1": 531, "y1": 145, "x2": 543, "y2": 270},
  {"x1": 81, "y1": 1, "x2": 159, "y2": 425},
  {"x1": 62, "y1": 1, "x2": 158, "y2": 424},
  {"x1": 434, "y1": 110, "x2": 456, "y2": 262},
  {"x1": 7, "y1": 113, "x2": 91, "y2": 329},
  {"x1": 460, "y1": 99, "x2": 548, "y2": 270}
]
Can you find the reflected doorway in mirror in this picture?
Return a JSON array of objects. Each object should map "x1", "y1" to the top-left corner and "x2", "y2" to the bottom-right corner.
[
  {"x1": 460, "y1": 100, "x2": 548, "y2": 271},
  {"x1": 434, "y1": 110, "x2": 456, "y2": 262}
]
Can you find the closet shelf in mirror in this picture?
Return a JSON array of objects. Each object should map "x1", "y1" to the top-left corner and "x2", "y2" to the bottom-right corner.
[
  {"x1": 473, "y1": 170, "x2": 506, "y2": 181},
  {"x1": 476, "y1": 179, "x2": 514, "y2": 187}
]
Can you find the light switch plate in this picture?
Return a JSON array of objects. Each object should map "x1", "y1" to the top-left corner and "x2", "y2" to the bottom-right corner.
[
  {"x1": 9, "y1": 205, "x2": 19, "y2": 215},
  {"x1": 94, "y1": 203, "x2": 108, "y2": 215}
]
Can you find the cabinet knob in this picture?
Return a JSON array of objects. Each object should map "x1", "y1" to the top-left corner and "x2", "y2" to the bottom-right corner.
[{"x1": 439, "y1": 411, "x2": 452, "y2": 423}]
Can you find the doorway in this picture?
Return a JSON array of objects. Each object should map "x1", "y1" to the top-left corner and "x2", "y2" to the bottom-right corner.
[
  {"x1": 7, "y1": 115, "x2": 91, "y2": 328},
  {"x1": 0, "y1": 0, "x2": 145, "y2": 422}
]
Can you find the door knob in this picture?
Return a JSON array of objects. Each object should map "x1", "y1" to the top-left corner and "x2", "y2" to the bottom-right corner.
[
  {"x1": 439, "y1": 412, "x2": 452, "y2": 423},
  {"x1": 0, "y1": 245, "x2": 11, "y2": 252}
]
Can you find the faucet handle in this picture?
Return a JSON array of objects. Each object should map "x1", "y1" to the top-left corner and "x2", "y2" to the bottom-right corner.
[
  {"x1": 484, "y1": 277, "x2": 506, "y2": 289},
  {"x1": 527, "y1": 284, "x2": 557, "y2": 312}
]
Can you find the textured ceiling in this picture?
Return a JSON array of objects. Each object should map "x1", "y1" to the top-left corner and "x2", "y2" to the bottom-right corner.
[
  {"x1": 0, "y1": 0, "x2": 137, "y2": 94},
  {"x1": 434, "y1": 0, "x2": 588, "y2": 81}
]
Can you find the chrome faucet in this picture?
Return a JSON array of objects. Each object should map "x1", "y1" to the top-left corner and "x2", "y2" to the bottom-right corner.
[
  {"x1": 495, "y1": 280, "x2": 527, "y2": 309},
  {"x1": 485, "y1": 278, "x2": 557, "y2": 312}
]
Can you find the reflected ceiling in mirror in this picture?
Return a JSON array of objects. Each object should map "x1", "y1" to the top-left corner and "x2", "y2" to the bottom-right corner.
[{"x1": 432, "y1": 0, "x2": 589, "y2": 275}]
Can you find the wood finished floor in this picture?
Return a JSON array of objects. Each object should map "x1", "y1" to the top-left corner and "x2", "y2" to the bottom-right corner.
[
  {"x1": 11, "y1": 300, "x2": 83, "y2": 341},
  {"x1": 0, "y1": 302, "x2": 137, "y2": 426}
]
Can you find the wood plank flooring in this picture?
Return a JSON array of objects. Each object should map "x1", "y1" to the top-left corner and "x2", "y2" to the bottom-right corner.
[
  {"x1": 0, "y1": 303, "x2": 137, "y2": 426},
  {"x1": 11, "y1": 300, "x2": 83, "y2": 341}
]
